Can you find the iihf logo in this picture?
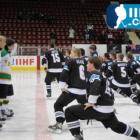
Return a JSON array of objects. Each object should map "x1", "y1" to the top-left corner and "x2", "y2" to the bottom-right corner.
[{"x1": 106, "y1": 4, "x2": 140, "y2": 29}]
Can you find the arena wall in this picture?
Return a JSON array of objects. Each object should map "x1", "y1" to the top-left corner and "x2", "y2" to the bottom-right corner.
[{"x1": 11, "y1": 44, "x2": 140, "y2": 71}]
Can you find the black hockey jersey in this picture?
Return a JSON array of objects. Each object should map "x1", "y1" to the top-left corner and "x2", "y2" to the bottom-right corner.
[
  {"x1": 81, "y1": 56, "x2": 89, "y2": 62},
  {"x1": 91, "y1": 51, "x2": 98, "y2": 57},
  {"x1": 127, "y1": 59, "x2": 140, "y2": 77},
  {"x1": 42, "y1": 48, "x2": 65, "y2": 73},
  {"x1": 87, "y1": 70, "x2": 114, "y2": 106},
  {"x1": 59, "y1": 57, "x2": 87, "y2": 95},
  {"x1": 101, "y1": 60, "x2": 113, "y2": 78},
  {"x1": 111, "y1": 61, "x2": 130, "y2": 85},
  {"x1": 64, "y1": 56, "x2": 70, "y2": 63}
]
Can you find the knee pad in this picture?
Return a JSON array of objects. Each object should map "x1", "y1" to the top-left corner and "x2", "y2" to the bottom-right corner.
[
  {"x1": 54, "y1": 100, "x2": 64, "y2": 110},
  {"x1": 54, "y1": 101, "x2": 59, "y2": 109},
  {"x1": 65, "y1": 107, "x2": 72, "y2": 120}
]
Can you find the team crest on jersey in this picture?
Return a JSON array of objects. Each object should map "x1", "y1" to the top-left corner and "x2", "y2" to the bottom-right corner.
[
  {"x1": 63, "y1": 65, "x2": 69, "y2": 71},
  {"x1": 132, "y1": 61, "x2": 136, "y2": 65},
  {"x1": 89, "y1": 74, "x2": 100, "y2": 83}
]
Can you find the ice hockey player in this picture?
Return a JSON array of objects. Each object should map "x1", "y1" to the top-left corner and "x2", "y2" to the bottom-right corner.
[
  {"x1": 48, "y1": 48, "x2": 87, "y2": 133},
  {"x1": 42, "y1": 44, "x2": 65, "y2": 97},
  {"x1": 127, "y1": 52, "x2": 140, "y2": 97},
  {"x1": 65, "y1": 57, "x2": 140, "y2": 140},
  {"x1": 110, "y1": 53, "x2": 140, "y2": 104},
  {"x1": 0, "y1": 37, "x2": 15, "y2": 127}
]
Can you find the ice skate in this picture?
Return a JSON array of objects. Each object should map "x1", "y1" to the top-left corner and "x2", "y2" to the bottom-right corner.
[
  {"x1": 137, "y1": 133, "x2": 140, "y2": 140},
  {"x1": 0, "y1": 111, "x2": 6, "y2": 124},
  {"x1": 46, "y1": 90, "x2": 52, "y2": 98},
  {"x1": 48, "y1": 122, "x2": 62, "y2": 134},
  {"x1": 74, "y1": 134, "x2": 84, "y2": 140},
  {"x1": 1, "y1": 108, "x2": 14, "y2": 118}
]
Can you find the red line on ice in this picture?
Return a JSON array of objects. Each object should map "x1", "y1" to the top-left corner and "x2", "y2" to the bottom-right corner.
[{"x1": 35, "y1": 72, "x2": 52, "y2": 140}]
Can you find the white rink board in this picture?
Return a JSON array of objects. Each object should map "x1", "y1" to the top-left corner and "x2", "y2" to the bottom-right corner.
[{"x1": 11, "y1": 56, "x2": 37, "y2": 66}]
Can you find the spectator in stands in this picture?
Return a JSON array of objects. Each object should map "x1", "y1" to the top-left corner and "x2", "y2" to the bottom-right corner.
[
  {"x1": 50, "y1": 29, "x2": 56, "y2": 46},
  {"x1": 115, "y1": 31, "x2": 123, "y2": 45},
  {"x1": 99, "y1": 30, "x2": 107, "y2": 43},
  {"x1": 68, "y1": 27, "x2": 75, "y2": 39},
  {"x1": 87, "y1": 23, "x2": 94, "y2": 31},
  {"x1": 84, "y1": 28, "x2": 90, "y2": 40},
  {"x1": 123, "y1": 30, "x2": 129, "y2": 44},
  {"x1": 126, "y1": 40, "x2": 134, "y2": 53},
  {"x1": 107, "y1": 31, "x2": 114, "y2": 42},
  {"x1": 87, "y1": 23, "x2": 94, "y2": 40},
  {"x1": 47, "y1": 16, "x2": 56, "y2": 25},
  {"x1": 89, "y1": 44, "x2": 98, "y2": 57}
]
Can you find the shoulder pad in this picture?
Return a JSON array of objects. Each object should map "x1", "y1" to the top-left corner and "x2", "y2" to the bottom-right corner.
[
  {"x1": 63, "y1": 65, "x2": 69, "y2": 71},
  {"x1": 102, "y1": 62, "x2": 106, "y2": 67},
  {"x1": 132, "y1": 61, "x2": 137, "y2": 65},
  {"x1": 89, "y1": 74, "x2": 101, "y2": 83}
]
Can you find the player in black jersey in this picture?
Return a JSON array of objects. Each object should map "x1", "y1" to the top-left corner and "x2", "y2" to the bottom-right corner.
[
  {"x1": 80, "y1": 48, "x2": 88, "y2": 61},
  {"x1": 111, "y1": 53, "x2": 140, "y2": 104},
  {"x1": 127, "y1": 53, "x2": 140, "y2": 90},
  {"x1": 89, "y1": 44, "x2": 98, "y2": 57},
  {"x1": 127, "y1": 54, "x2": 140, "y2": 117},
  {"x1": 111, "y1": 53, "x2": 129, "y2": 85},
  {"x1": 42, "y1": 44, "x2": 65, "y2": 97},
  {"x1": 48, "y1": 48, "x2": 87, "y2": 134},
  {"x1": 101, "y1": 53, "x2": 113, "y2": 78},
  {"x1": 100, "y1": 53, "x2": 113, "y2": 101},
  {"x1": 65, "y1": 57, "x2": 140, "y2": 140}
]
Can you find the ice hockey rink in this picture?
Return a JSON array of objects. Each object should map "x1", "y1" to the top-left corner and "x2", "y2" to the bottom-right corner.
[{"x1": 1, "y1": 71, "x2": 140, "y2": 140}]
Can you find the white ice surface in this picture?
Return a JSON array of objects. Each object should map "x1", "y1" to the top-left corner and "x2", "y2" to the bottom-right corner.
[{"x1": 0, "y1": 71, "x2": 139, "y2": 140}]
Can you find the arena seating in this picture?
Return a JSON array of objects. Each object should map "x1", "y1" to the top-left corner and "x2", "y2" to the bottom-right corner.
[{"x1": 0, "y1": 0, "x2": 136, "y2": 47}]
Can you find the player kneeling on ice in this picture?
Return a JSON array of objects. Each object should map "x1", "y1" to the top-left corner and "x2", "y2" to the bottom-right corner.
[
  {"x1": 48, "y1": 48, "x2": 87, "y2": 134},
  {"x1": 126, "y1": 52, "x2": 140, "y2": 102},
  {"x1": 65, "y1": 57, "x2": 140, "y2": 140}
]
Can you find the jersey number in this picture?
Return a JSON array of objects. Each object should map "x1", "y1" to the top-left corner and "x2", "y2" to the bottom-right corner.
[
  {"x1": 108, "y1": 66, "x2": 112, "y2": 71},
  {"x1": 136, "y1": 68, "x2": 140, "y2": 74},
  {"x1": 51, "y1": 53, "x2": 60, "y2": 63},
  {"x1": 120, "y1": 67, "x2": 127, "y2": 78},
  {"x1": 79, "y1": 65, "x2": 85, "y2": 80},
  {"x1": 105, "y1": 80, "x2": 112, "y2": 97}
]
